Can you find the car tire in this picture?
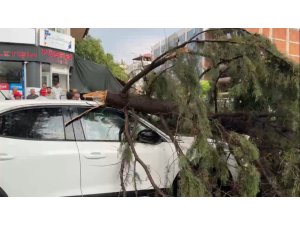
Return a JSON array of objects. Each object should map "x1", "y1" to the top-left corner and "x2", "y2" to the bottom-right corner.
[
  {"x1": 172, "y1": 175, "x2": 181, "y2": 197},
  {"x1": 0, "y1": 187, "x2": 8, "y2": 197}
]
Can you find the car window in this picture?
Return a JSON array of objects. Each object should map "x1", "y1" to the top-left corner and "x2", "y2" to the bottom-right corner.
[
  {"x1": 76, "y1": 107, "x2": 159, "y2": 142},
  {"x1": 0, "y1": 107, "x2": 65, "y2": 140},
  {"x1": 78, "y1": 108, "x2": 125, "y2": 141},
  {"x1": 129, "y1": 116, "x2": 148, "y2": 138}
]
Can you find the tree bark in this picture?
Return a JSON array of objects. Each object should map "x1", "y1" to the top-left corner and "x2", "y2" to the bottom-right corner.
[{"x1": 105, "y1": 91, "x2": 177, "y2": 115}]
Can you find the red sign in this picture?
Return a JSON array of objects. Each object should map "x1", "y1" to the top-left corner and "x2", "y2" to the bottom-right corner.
[
  {"x1": 0, "y1": 83, "x2": 9, "y2": 91},
  {"x1": 0, "y1": 44, "x2": 38, "y2": 61},
  {"x1": 39, "y1": 47, "x2": 73, "y2": 66},
  {"x1": 0, "y1": 50, "x2": 38, "y2": 60},
  {"x1": 0, "y1": 44, "x2": 73, "y2": 66}
]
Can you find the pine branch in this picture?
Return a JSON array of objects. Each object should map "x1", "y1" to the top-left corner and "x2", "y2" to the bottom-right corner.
[
  {"x1": 199, "y1": 55, "x2": 243, "y2": 79},
  {"x1": 124, "y1": 108, "x2": 167, "y2": 197},
  {"x1": 160, "y1": 114, "x2": 185, "y2": 158},
  {"x1": 121, "y1": 37, "x2": 244, "y2": 94},
  {"x1": 119, "y1": 158, "x2": 127, "y2": 197},
  {"x1": 146, "y1": 64, "x2": 176, "y2": 96},
  {"x1": 133, "y1": 159, "x2": 139, "y2": 197},
  {"x1": 154, "y1": 28, "x2": 248, "y2": 64},
  {"x1": 255, "y1": 159, "x2": 283, "y2": 197},
  {"x1": 122, "y1": 27, "x2": 291, "y2": 95},
  {"x1": 64, "y1": 103, "x2": 105, "y2": 127},
  {"x1": 122, "y1": 55, "x2": 174, "y2": 94}
]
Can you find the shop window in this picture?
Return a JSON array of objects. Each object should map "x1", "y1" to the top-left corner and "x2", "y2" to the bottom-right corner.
[
  {"x1": 41, "y1": 63, "x2": 51, "y2": 87},
  {"x1": 0, "y1": 61, "x2": 22, "y2": 83},
  {"x1": 52, "y1": 73, "x2": 60, "y2": 86}
]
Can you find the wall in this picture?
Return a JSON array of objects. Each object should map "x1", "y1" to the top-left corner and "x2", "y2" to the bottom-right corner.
[
  {"x1": 246, "y1": 28, "x2": 300, "y2": 63},
  {"x1": 0, "y1": 29, "x2": 36, "y2": 45},
  {"x1": 26, "y1": 62, "x2": 41, "y2": 87}
]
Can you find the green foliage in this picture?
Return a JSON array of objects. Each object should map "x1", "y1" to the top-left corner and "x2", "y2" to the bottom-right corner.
[
  {"x1": 199, "y1": 80, "x2": 211, "y2": 98},
  {"x1": 76, "y1": 35, "x2": 128, "y2": 81},
  {"x1": 228, "y1": 132, "x2": 259, "y2": 162},
  {"x1": 228, "y1": 132, "x2": 260, "y2": 196},
  {"x1": 120, "y1": 142, "x2": 133, "y2": 163},
  {"x1": 238, "y1": 164, "x2": 260, "y2": 197},
  {"x1": 220, "y1": 32, "x2": 299, "y2": 196},
  {"x1": 178, "y1": 157, "x2": 209, "y2": 196},
  {"x1": 278, "y1": 148, "x2": 300, "y2": 196}
]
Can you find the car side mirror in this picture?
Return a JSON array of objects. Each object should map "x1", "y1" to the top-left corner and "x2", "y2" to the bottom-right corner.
[{"x1": 137, "y1": 129, "x2": 162, "y2": 144}]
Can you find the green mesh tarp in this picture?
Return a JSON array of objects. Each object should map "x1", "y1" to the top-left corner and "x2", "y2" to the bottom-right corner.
[{"x1": 70, "y1": 55, "x2": 123, "y2": 93}]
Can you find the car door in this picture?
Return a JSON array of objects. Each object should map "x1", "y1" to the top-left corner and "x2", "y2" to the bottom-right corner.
[
  {"x1": 0, "y1": 106, "x2": 81, "y2": 197},
  {"x1": 72, "y1": 106, "x2": 176, "y2": 196}
]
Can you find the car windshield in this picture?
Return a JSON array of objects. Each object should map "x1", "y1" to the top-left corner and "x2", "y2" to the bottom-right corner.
[{"x1": 76, "y1": 107, "x2": 148, "y2": 141}]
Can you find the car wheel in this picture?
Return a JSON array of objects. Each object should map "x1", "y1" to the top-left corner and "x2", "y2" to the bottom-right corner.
[
  {"x1": 172, "y1": 175, "x2": 181, "y2": 197},
  {"x1": 0, "y1": 187, "x2": 8, "y2": 197}
]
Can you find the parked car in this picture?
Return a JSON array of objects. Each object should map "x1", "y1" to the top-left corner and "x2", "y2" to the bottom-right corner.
[{"x1": 0, "y1": 100, "x2": 237, "y2": 197}]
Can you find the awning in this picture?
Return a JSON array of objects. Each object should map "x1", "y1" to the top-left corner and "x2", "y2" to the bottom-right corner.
[{"x1": 70, "y1": 55, "x2": 123, "y2": 93}]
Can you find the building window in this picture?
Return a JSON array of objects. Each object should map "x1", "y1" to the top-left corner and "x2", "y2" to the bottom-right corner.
[
  {"x1": 161, "y1": 44, "x2": 166, "y2": 54},
  {"x1": 194, "y1": 28, "x2": 201, "y2": 34},
  {"x1": 48, "y1": 28, "x2": 66, "y2": 34},
  {"x1": 0, "y1": 61, "x2": 22, "y2": 83},
  {"x1": 56, "y1": 28, "x2": 66, "y2": 34},
  {"x1": 187, "y1": 29, "x2": 196, "y2": 40},
  {"x1": 178, "y1": 34, "x2": 186, "y2": 44},
  {"x1": 153, "y1": 48, "x2": 161, "y2": 58},
  {"x1": 168, "y1": 38, "x2": 177, "y2": 49}
]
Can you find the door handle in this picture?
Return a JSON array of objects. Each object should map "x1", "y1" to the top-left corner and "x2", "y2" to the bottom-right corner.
[
  {"x1": 0, "y1": 153, "x2": 14, "y2": 161},
  {"x1": 84, "y1": 152, "x2": 106, "y2": 159}
]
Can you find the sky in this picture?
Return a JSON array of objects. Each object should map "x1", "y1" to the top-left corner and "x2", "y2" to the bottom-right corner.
[{"x1": 89, "y1": 28, "x2": 179, "y2": 64}]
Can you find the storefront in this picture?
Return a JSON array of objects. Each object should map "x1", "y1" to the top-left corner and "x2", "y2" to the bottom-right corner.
[
  {"x1": 0, "y1": 44, "x2": 74, "y2": 100},
  {"x1": 0, "y1": 28, "x2": 75, "y2": 100}
]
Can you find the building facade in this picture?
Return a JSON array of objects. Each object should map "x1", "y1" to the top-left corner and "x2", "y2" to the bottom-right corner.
[
  {"x1": 0, "y1": 28, "x2": 78, "y2": 100},
  {"x1": 246, "y1": 28, "x2": 300, "y2": 64},
  {"x1": 151, "y1": 28, "x2": 204, "y2": 58},
  {"x1": 149, "y1": 28, "x2": 299, "y2": 86},
  {"x1": 151, "y1": 28, "x2": 299, "y2": 64},
  {"x1": 151, "y1": 28, "x2": 205, "y2": 75}
]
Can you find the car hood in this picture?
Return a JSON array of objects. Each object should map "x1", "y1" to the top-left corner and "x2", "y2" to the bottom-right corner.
[{"x1": 175, "y1": 136, "x2": 238, "y2": 181}]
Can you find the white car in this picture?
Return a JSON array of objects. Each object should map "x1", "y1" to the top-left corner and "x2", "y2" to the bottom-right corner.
[
  {"x1": 0, "y1": 100, "x2": 237, "y2": 197},
  {"x1": 0, "y1": 100, "x2": 195, "y2": 197}
]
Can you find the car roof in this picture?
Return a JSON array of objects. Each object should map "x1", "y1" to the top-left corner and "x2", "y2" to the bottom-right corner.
[
  {"x1": 0, "y1": 99, "x2": 172, "y2": 141},
  {"x1": 0, "y1": 100, "x2": 100, "y2": 113}
]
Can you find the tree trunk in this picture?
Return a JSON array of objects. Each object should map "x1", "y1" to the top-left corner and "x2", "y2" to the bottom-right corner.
[{"x1": 85, "y1": 90, "x2": 178, "y2": 115}]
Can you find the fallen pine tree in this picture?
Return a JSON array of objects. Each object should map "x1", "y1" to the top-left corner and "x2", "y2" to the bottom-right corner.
[{"x1": 79, "y1": 28, "x2": 300, "y2": 197}]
